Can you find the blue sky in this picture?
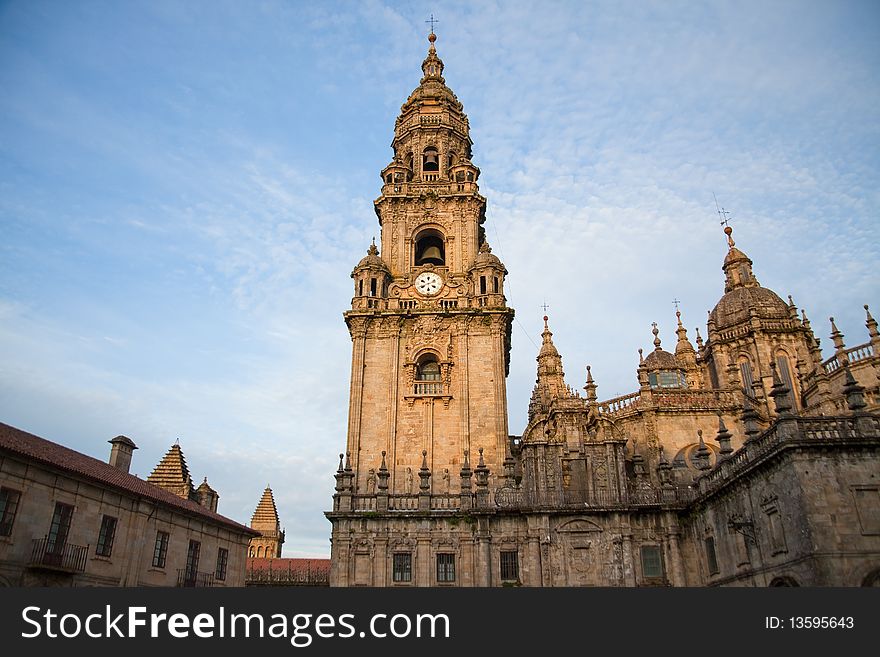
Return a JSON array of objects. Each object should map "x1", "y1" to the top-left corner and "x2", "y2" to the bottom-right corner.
[{"x1": 1, "y1": 1, "x2": 878, "y2": 557}]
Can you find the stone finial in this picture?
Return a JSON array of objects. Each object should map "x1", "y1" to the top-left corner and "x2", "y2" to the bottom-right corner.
[
  {"x1": 344, "y1": 451, "x2": 353, "y2": 472},
  {"x1": 741, "y1": 394, "x2": 761, "y2": 442},
  {"x1": 829, "y1": 316, "x2": 847, "y2": 356},
  {"x1": 337, "y1": 453, "x2": 344, "y2": 472},
  {"x1": 866, "y1": 305, "x2": 879, "y2": 341},
  {"x1": 716, "y1": 415, "x2": 733, "y2": 458},
  {"x1": 638, "y1": 348, "x2": 644, "y2": 364},
  {"x1": 652, "y1": 322, "x2": 662, "y2": 350},
  {"x1": 420, "y1": 449, "x2": 429, "y2": 472},
  {"x1": 724, "y1": 224, "x2": 735, "y2": 248},
  {"x1": 787, "y1": 295, "x2": 798, "y2": 320},
  {"x1": 379, "y1": 450, "x2": 388, "y2": 471},
  {"x1": 694, "y1": 430, "x2": 711, "y2": 471},
  {"x1": 768, "y1": 361, "x2": 793, "y2": 416},
  {"x1": 842, "y1": 361, "x2": 867, "y2": 412},
  {"x1": 801, "y1": 309, "x2": 812, "y2": 332},
  {"x1": 584, "y1": 365, "x2": 598, "y2": 403},
  {"x1": 477, "y1": 446, "x2": 486, "y2": 469},
  {"x1": 695, "y1": 327, "x2": 704, "y2": 350}
]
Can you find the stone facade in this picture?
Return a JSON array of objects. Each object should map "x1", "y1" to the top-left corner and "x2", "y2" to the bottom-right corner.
[
  {"x1": 325, "y1": 33, "x2": 880, "y2": 587},
  {"x1": 0, "y1": 423, "x2": 257, "y2": 587}
]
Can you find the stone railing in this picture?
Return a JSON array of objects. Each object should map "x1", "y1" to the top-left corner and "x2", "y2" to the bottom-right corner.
[
  {"x1": 598, "y1": 391, "x2": 641, "y2": 415},
  {"x1": 493, "y1": 484, "x2": 694, "y2": 510},
  {"x1": 598, "y1": 388, "x2": 742, "y2": 417},
  {"x1": 695, "y1": 414, "x2": 878, "y2": 496},
  {"x1": 823, "y1": 342, "x2": 875, "y2": 373}
]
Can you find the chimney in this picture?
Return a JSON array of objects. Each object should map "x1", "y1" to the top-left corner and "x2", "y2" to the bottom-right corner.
[{"x1": 108, "y1": 435, "x2": 138, "y2": 473}]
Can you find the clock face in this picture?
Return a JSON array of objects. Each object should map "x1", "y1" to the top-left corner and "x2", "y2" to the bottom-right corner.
[{"x1": 415, "y1": 271, "x2": 443, "y2": 296}]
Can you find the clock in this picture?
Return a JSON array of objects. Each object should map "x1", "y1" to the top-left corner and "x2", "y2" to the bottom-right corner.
[{"x1": 414, "y1": 271, "x2": 443, "y2": 296}]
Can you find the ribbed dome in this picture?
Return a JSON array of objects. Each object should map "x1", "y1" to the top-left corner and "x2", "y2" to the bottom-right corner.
[
  {"x1": 355, "y1": 243, "x2": 389, "y2": 271},
  {"x1": 473, "y1": 242, "x2": 502, "y2": 267},
  {"x1": 710, "y1": 286, "x2": 789, "y2": 330},
  {"x1": 644, "y1": 349, "x2": 679, "y2": 370}
]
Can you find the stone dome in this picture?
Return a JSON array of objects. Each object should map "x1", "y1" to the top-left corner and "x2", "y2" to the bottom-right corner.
[
  {"x1": 355, "y1": 244, "x2": 389, "y2": 272},
  {"x1": 473, "y1": 242, "x2": 502, "y2": 267},
  {"x1": 710, "y1": 286, "x2": 789, "y2": 330},
  {"x1": 643, "y1": 349, "x2": 679, "y2": 370}
]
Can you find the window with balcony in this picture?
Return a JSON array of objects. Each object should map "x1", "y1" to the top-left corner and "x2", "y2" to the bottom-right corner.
[
  {"x1": 184, "y1": 539, "x2": 201, "y2": 585},
  {"x1": 0, "y1": 487, "x2": 21, "y2": 537},
  {"x1": 47, "y1": 502, "x2": 74, "y2": 556},
  {"x1": 95, "y1": 515, "x2": 117, "y2": 557},
  {"x1": 414, "y1": 356, "x2": 443, "y2": 395}
]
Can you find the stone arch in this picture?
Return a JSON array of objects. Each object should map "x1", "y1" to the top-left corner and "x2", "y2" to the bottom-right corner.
[
  {"x1": 768, "y1": 575, "x2": 799, "y2": 587},
  {"x1": 861, "y1": 568, "x2": 880, "y2": 587}
]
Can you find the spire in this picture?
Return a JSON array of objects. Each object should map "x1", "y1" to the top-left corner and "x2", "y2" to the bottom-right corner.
[
  {"x1": 251, "y1": 486, "x2": 281, "y2": 531},
  {"x1": 721, "y1": 225, "x2": 759, "y2": 293},
  {"x1": 787, "y1": 295, "x2": 799, "y2": 320},
  {"x1": 529, "y1": 315, "x2": 570, "y2": 420},
  {"x1": 420, "y1": 31, "x2": 445, "y2": 83},
  {"x1": 695, "y1": 327, "x2": 704, "y2": 350},
  {"x1": 674, "y1": 309, "x2": 696, "y2": 360},
  {"x1": 147, "y1": 443, "x2": 194, "y2": 500}
]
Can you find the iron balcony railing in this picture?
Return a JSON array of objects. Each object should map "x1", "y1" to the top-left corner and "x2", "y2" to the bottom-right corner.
[
  {"x1": 29, "y1": 537, "x2": 88, "y2": 573},
  {"x1": 176, "y1": 569, "x2": 215, "y2": 587}
]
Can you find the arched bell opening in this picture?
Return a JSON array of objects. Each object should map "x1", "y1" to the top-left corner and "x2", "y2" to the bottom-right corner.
[{"x1": 414, "y1": 229, "x2": 445, "y2": 266}]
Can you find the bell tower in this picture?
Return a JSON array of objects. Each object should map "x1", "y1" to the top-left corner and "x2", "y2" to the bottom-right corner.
[{"x1": 343, "y1": 32, "x2": 514, "y2": 495}]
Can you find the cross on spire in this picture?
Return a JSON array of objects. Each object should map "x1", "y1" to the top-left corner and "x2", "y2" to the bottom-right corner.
[
  {"x1": 672, "y1": 298, "x2": 681, "y2": 312},
  {"x1": 713, "y1": 191, "x2": 732, "y2": 228},
  {"x1": 541, "y1": 301, "x2": 550, "y2": 313},
  {"x1": 425, "y1": 14, "x2": 439, "y2": 34}
]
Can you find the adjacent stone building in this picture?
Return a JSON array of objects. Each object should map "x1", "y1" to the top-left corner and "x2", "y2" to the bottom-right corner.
[
  {"x1": 325, "y1": 32, "x2": 880, "y2": 587},
  {"x1": 0, "y1": 423, "x2": 258, "y2": 586}
]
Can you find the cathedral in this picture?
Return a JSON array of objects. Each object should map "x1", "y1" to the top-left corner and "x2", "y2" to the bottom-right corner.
[{"x1": 325, "y1": 33, "x2": 880, "y2": 587}]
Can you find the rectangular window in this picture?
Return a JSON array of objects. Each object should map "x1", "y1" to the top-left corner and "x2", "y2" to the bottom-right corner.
[
  {"x1": 215, "y1": 547, "x2": 229, "y2": 581},
  {"x1": 185, "y1": 539, "x2": 201, "y2": 583},
  {"x1": 0, "y1": 487, "x2": 21, "y2": 537},
  {"x1": 640, "y1": 545, "x2": 663, "y2": 579},
  {"x1": 152, "y1": 531, "x2": 169, "y2": 568},
  {"x1": 480, "y1": 276, "x2": 486, "y2": 295},
  {"x1": 705, "y1": 536, "x2": 719, "y2": 575},
  {"x1": 47, "y1": 502, "x2": 74, "y2": 554},
  {"x1": 500, "y1": 550, "x2": 519, "y2": 581},
  {"x1": 95, "y1": 515, "x2": 117, "y2": 557},
  {"x1": 392, "y1": 553, "x2": 412, "y2": 582},
  {"x1": 436, "y1": 553, "x2": 455, "y2": 583}
]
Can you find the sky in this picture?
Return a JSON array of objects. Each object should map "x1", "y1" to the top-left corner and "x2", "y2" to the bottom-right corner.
[{"x1": 1, "y1": 0, "x2": 878, "y2": 557}]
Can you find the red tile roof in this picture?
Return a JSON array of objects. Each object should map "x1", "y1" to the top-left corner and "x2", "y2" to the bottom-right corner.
[{"x1": 0, "y1": 422, "x2": 258, "y2": 536}]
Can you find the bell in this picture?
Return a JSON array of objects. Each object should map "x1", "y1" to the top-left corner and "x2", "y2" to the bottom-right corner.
[{"x1": 419, "y1": 245, "x2": 443, "y2": 264}]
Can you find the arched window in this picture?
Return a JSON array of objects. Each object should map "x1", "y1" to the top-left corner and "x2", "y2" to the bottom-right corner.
[
  {"x1": 414, "y1": 229, "x2": 445, "y2": 266},
  {"x1": 775, "y1": 353, "x2": 795, "y2": 392},
  {"x1": 769, "y1": 576, "x2": 799, "y2": 587},
  {"x1": 422, "y1": 147, "x2": 439, "y2": 172},
  {"x1": 739, "y1": 358, "x2": 754, "y2": 392},
  {"x1": 257, "y1": 546, "x2": 264, "y2": 558},
  {"x1": 414, "y1": 355, "x2": 442, "y2": 395},
  {"x1": 416, "y1": 358, "x2": 441, "y2": 381}
]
